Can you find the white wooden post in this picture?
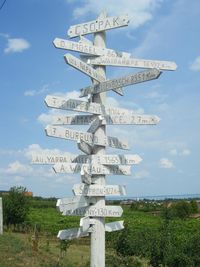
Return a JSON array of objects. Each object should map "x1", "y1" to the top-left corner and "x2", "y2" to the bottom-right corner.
[
  {"x1": 0, "y1": 197, "x2": 3, "y2": 235},
  {"x1": 90, "y1": 30, "x2": 106, "y2": 267}
]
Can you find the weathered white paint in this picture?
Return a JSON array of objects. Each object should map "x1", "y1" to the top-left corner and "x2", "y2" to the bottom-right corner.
[
  {"x1": 52, "y1": 114, "x2": 160, "y2": 125},
  {"x1": 61, "y1": 205, "x2": 123, "y2": 217},
  {"x1": 80, "y1": 216, "x2": 93, "y2": 232},
  {"x1": 53, "y1": 37, "x2": 130, "y2": 58},
  {"x1": 53, "y1": 163, "x2": 131, "y2": 175},
  {"x1": 94, "y1": 154, "x2": 142, "y2": 165},
  {"x1": 72, "y1": 184, "x2": 126, "y2": 196},
  {"x1": 67, "y1": 15, "x2": 129, "y2": 38},
  {"x1": 77, "y1": 140, "x2": 92, "y2": 155},
  {"x1": 31, "y1": 153, "x2": 90, "y2": 164},
  {"x1": 57, "y1": 227, "x2": 89, "y2": 240},
  {"x1": 64, "y1": 54, "x2": 106, "y2": 82},
  {"x1": 45, "y1": 95, "x2": 102, "y2": 115},
  {"x1": 105, "y1": 221, "x2": 124, "y2": 232},
  {"x1": 87, "y1": 115, "x2": 105, "y2": 133},
  {"x1": 88, "y1": 56, "x2": 177, "y2": 71},
  {"x1": 80, "y1": 68, "x2": 161, "y2": 97},
  {"x1": 56, "y1": 195, "x2": 91, "y2": 213},
  {"x1": 0, "y1": 198, "x2": 2, "y2": 235},
  {"x1": 45, "y1": 125, "x2": 129, "y2": 150}
]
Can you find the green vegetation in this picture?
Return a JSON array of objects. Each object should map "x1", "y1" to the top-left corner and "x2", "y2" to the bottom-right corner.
[{"x1": 1, "y1": 192, "x2": 200, "y2": 266}]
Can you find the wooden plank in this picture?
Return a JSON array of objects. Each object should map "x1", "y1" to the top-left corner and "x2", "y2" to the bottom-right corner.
[
  {"x1": 64, "y1": 54, "x2": 106, "y2": 82},
  {"x1": 88, "y1": 56, "x2": 177, "y2": 71},
  {"x1": 77, "y1": 140, "x2": 92, "y2": 155},
  {"x1": 52, "y1": 114, "x2": 160, "y2": 125},
  {"x1": 31, "y1": 153, "x2": 90, "y2": 164},
  {"x1": 57, "y1": 228, "x2": 89, "y2": 240},
  {"x1": 80, "y1": 68, "x2": 161, "y2": 97},
  {"x1": 56, "y1": 196, "x2": 90, "y2": 213},
  {"x1": 67, "y1": 15, "x2": 129, "y2": 38},
  {"x1": 45, "y1": 125, "x2": 129, "y2": 150},
  {"x1": 45, "y1": 95, "x2": 102, "y2": 115},
  {"x1": 53, "y1": 163, "x2": 131, "y2": 175},
  {"x1": 105, "y1": 221, "x2": 124, "y2": 232},
  {"x1": 87, "y1": 116, "x2": 105, "y2": 133},
  {"x1": 61, "y1": 205, "x2": 123, "y2": 217},
  {"x1": 72, "y1": 184, "x2": 126, "y2": 196},
  {"x1": 93, "y1": 154, "x2": 142, "y2": 165}
]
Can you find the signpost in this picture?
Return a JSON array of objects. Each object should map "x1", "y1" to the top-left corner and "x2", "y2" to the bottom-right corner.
[
  {"x1": 34, "y1": 10, "x2": 176, "y2": 267},
  {"x1": 88, "y1": 56, "x2": 177, "y2": 71},
  {"x1": 80, "y1": 68, "x2": 161, "y2": 97}
]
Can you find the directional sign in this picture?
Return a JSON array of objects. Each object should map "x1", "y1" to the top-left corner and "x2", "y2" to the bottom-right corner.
[
  {"x1": 32, "y1": 153, "x2": 142, "y2": 166},
  {"x1": 45, "y1": 125, "x2": 129, "y2": 150},
  {"x1": 80, "y1": 68, "x2": 161, "y2": 97},
  {"x1": 61, "y1": 205, "x2": 123, "y2": 217},
  {"x1": 73, "y1": 184, "x2": 126, "y2": 196},
  {"x1": 56, "y1": 195, "x2": 91, "y2": 213},
  {"x1": 88, "y1": 56, "x2": 177, "y2": 71},
  {"x1": 45, "y1": 95, "x2": 102, "y2": 115},
  {"x1": 67, "y1": 15, "x2": 129, "y2": 38},
  {"x1": 64, "y1": 54, "x2": 106, "y2": 82},
  {"x1": 77, "y1": 140, "x2": 92, "y2": 155},
  {"x1": 53, "y1": 37, "x2": 130, "y2": 58},
  {"x1": 53, "y1": 163, "x2": 131, "y2": 176},
  {"x1": 31, "y1": 153, "x2": 90, "y2": 164},
  {"x1": 52, "y1": 114, "x2": 160, "y2": 125},
  {"x1": 105, "y1": 221, "x2": 124, "y2": 232},
  {"x1": 45, "y1": 94, "x2": 147, "y2": 117},
  {"x1": 58, "y1": 227, "x2": 89, "y2": 240},
  {"x1": 80, "y1": 216, "x2": 93, "y2": 232}
]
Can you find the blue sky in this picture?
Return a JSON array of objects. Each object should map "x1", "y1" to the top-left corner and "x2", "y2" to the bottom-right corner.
[{"x1": 0, "y1": 0, "x2": 200, "y2": 198}]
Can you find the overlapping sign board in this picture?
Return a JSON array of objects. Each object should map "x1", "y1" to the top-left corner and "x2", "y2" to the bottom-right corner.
[
  {"x1": 64, "y1": 54, "x2": 124, "y2": 96},
  {"x1": 88, "y1": 56, "x2": 177, "y2": 71},
  {"x1": 56, "y1": 195, "x2": 93, "y2": 213},
  {"x1": 51, "y1": 114, "x2": 160, "y2": 125},
  {"x1": 32, "y1": 153, "x2": 142, "y2": 165},
  {"x1": 73, "y1": 184, "x2": 126, "y2": 196},
  {"x1": 45, "y1": 125, "x2": 129, "y2": 150},
  {"x1": 45, "y1": 95, "x2": 148, "y2": 117},
  {"x1": 67, "y1": 15, "x2": 129, "y2": 38},
  {"x1": 58, "y1": 227, "x2": 89, "y2": 240},
  {"x1": 60, "y1": 205, "x2": 123, "y2": 217},
  {"x1": 53, "y1": 163, "x2": 131, "y2": 176},
  {"x1": 77, "y1": 140, "x2": 92, "y2": 155},
  {"x1": 80, "y1": 68, "x2": 161, "y2": 97},
  {"x1": 53, "y1": 37, "x2": 131, "y2": 58},
  {"x1": 87, "y1": 115, "x2": 106, "y2": 133}
]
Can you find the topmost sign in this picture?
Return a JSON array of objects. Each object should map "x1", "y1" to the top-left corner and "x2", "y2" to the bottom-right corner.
[{"x1": 67, "y1": 15, "x2": 129, "y2": 38}]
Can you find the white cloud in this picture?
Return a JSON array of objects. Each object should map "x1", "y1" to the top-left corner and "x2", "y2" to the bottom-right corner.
[
  {"x1": 190, "y1": 56, "x2": 200, "y2": 71},
  {"x1": 169, "y1": 149, "x2": 178, "y2": 155},
  {"x1": 159, "y1": 158, "x2": 174, "y2": 169},
  {"x1": 68, "y1": 0, "x2": 163, "y2": 29},
  {"x1": 181, "y1": 149, "x2": 191, "y2": 156},
  {"x1": 5, "y1": 161, "x2": 33, "y2": 175},
  {"x1": 169, "y1": 148, "x2": 191, "y2": 157},
  {"x1": 24, "y1": 84, "x2": 49, "y2": 97},
  {"x1": 4, "y1": 38, "x2": 30, "y2": 53}
]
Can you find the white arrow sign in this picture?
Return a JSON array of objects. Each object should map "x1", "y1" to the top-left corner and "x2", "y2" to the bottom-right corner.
[
  {"x1": 45, "y1": 95, "x2": 102, "y2": 115},
  {"x1": 61, "y1": 205, "x2": 123, "y2": 217},
  {"x1": 45, "y1": 125, "x2": 129, "y2": 150},
  {"x1": 52, "y1": 114, "x2": 160, "y2": 125},
  {"x1": 88, "y1": 56, "x2": 177, "y2": 71},
  {"x1": 73, "y1": 184, "x2": 126, "y2": 196},
  {"x1": 53, "y1": 163, "x2": 131, "y2": 176},
  {"x1": 32, "y1": 153, "x2": 142, "y2": 165},
  {"x1": 67, "y1": 15, "x2": 129, "y2": 38},
  {"x1": 87, "y1": 115, "x2": 105, "y2": 133},
  {"x1": 57, "y1": 227, "x2": 89, "y2": 240},
  {"x1": 80, "y1": 68, "x2": 161, "y2": 97},
  {"x1": 53, "y1": 37, "x2": 131, "y2": 58},
  {"x1": 105, "y1": 221, "x2": 124, "y2": 232},
  {"x1": 64, "y1": 53, "x2": 106, "y2": 83},
  {"x1": 56, "y1": 195, "x2": 91, "y2": 213},
  {"x1": 45, "y1": 95, "x2": 147, "y2": 117}
]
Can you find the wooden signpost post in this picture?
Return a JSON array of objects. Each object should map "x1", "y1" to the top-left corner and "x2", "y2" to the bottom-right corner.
[{"x1": 33, "y1": 11, "x2": 176, "y2": 267}]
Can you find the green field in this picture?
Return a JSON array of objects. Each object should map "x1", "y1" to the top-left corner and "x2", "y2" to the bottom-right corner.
[{"x1": 1, "y1": 197, "x2": 200, "y2": 267}]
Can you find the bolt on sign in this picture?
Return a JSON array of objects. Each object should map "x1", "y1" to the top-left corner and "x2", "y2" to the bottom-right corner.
[{"x1": 32, "y1": 11, "x2": 177, "y2": 267}]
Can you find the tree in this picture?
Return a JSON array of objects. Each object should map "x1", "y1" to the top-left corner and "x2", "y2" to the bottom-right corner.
[{"x1": 3, "y1": 186, "x2": 30, "y2": 226}]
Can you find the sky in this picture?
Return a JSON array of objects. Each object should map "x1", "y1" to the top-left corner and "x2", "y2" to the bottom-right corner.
[{"x1": 0, "y1": 0, "x2": 200, "y2": 198}]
